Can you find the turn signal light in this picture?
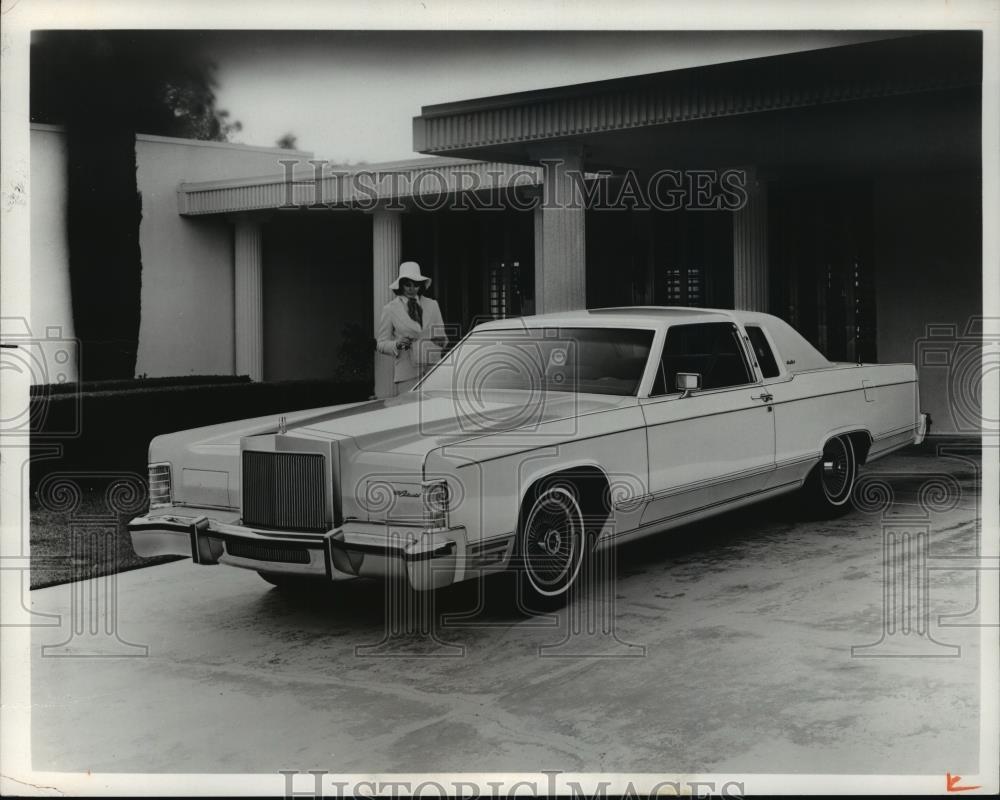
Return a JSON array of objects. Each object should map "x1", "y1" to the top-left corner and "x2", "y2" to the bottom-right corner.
[
  {"x1": 148, "y1": 463, "x2": 172, "y2": 508},
  {"x1": 422, "y1": 480, "x2": 450, "y2": 528}
]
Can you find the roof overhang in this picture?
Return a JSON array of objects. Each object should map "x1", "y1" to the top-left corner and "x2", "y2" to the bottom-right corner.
[
  {"x1": 176, "y1": 157, "x2": 543, "y2": 216},
  {"x1": 412, "y1": 31, "x2": 982, "y2": 167}
]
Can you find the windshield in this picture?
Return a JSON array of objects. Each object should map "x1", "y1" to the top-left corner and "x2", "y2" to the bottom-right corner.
[{"x1": 418, "y1": 326, "x2": 655, "y2": 396}]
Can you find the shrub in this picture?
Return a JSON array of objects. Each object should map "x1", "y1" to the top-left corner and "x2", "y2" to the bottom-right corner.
[
  {"x1": 30, "y1": 374, "x2": 251, "y2": 397},
  {"x1": 30, "y1": 378, "x2": 372, "y2": 494}
]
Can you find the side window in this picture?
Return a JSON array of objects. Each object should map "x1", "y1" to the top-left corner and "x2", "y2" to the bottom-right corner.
[
  {"x1": 746, "y1": 325, "x2": 780, "y2": 379},
  {"x1": 651, "y1": 322, "x2": 754, "y2": 395}
]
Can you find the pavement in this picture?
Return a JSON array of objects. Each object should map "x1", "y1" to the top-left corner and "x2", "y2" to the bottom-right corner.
[{"x1": 27, "y1": 442, "x2": 985, "y2": 776}]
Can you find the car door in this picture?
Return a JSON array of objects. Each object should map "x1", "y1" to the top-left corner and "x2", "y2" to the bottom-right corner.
[
  {"x1": 638, "y1": 321, "x2": 775, "y2": 526},
  {"x1": 742, "y1": 322, "x2": 813, "y2": 489}
]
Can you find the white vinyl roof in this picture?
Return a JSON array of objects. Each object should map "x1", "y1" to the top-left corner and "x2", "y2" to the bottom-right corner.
[
  {"x1": 475, "y1": 306, "x2": 736, "y2": 331},
  {"x1": 473, "y1": 306, "x2": 833, "y2": 373}
]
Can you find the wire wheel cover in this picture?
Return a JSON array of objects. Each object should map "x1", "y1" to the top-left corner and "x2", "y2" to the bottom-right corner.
[
  {"x1": 821, "y1": 437, "x2": 853, "y2": 502},
  {"x1": 522, "y1": 488, "x2": 584, "y2": 595}
]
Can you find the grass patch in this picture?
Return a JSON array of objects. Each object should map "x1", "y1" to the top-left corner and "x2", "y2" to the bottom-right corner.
[
  {"x1": 29, "y1": 379, "x2": 372, "y2": 587},
  {"x1": 30, "y1": 489, "x2": 183, "y2": 590}
]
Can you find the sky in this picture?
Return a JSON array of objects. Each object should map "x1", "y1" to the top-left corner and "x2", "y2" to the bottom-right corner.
[{"x1": 205, "y1": 30, "x2": 896, "y2": 164}]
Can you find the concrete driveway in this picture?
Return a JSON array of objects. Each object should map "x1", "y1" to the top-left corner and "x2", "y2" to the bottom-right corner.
[{"x1": 29, "y1": 443, "x2": 983, "y2": 776}]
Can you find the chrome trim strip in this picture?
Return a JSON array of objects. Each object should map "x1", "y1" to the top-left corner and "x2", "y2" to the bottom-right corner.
[
  {"x1": 329, "y1": 538, "x2": 456, "y2": 562},
  {"x1": 873, "y1": 423, "x2": 917, "y2": 440},
  {"x1": 625, "y1": 462, "x2": 774, "y2": 508},
  {"x1": 772, "y1": 379, "x2": 917, "y2": 404},
  {"x1": 454, "y1": 423, "x2": 648, "y2": 468},
  {"x1": 212, "y1": 519, "x2": 330, "y2": 542},
  {"x1": 775, "y1": 453, "x2": 822, "y2": 469},
  {"x1": 617, "y1": 454, "x2": 818, "y2": 510},
  {"x1": 611, "y1": 479, "x2": 802, "y2": 540},
  {"x1": 169, "y1": 502, "x2": 238, "y2": 512},
  {"x1": 129, "y1": 517, "x2": 197, "y2": 535},
  {"x1": 470, "y1": 532, "x2": 517, "y2": 547},
  {"x1": 454, "y1": 380, "x2": 914, "y2": 471},
  {"x1": 641, "y1": 380, "x2": 915, "y2": 425}
]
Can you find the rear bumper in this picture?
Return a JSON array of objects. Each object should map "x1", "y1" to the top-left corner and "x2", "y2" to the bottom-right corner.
[
  {"x1": 129, "y1": 506, "x2": 463, "y2": 591},
  {"x1": 915, "y1": 412, "x2": 930, "y2": 445}
]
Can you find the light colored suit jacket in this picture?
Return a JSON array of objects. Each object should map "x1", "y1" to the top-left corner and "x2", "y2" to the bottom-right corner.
[{"x1": 375, "y1": 296, "x2": 445, "y2": 383}]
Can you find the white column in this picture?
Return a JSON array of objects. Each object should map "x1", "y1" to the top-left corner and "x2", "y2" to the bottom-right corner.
[
  {"x1": 534, "y1": 152, "x2": 586, "y2": 314},
  {"x1": 733, "y1": 167, "x2": 769, "y2": 312},
  {"x1": 234, "y1": 217, "x2": 263, "y2": 381},
  {"x1": 372, "y1": 209, "x2": 401, "y2": 398}
]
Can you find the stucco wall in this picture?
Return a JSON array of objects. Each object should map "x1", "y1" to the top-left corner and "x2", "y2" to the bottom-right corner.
[
  {"x1": 134, "y1": 134, "x2": 310, "y2": 377},
  {"x1": 29, "y1": 124, "x2": 77, "y2": 381},
  {"x1": 873, "y1": 171, "x2": 982, "y2": 434}
]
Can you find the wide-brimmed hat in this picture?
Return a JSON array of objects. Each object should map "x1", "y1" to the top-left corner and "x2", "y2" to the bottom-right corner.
[{"x1": 390, "y1": 261, "x2": 431, "y2": 290}]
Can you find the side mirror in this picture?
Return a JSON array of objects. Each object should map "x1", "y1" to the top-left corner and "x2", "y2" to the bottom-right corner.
[{"x1": 676, "y1": 372, "x2": 702, "y2": 398}]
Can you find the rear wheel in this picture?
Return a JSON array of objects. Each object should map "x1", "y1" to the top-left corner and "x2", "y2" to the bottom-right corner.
[
  {"x1": 513, "y1": 485, "x2": 587, "y2": 610},
  {"x1": 802, "y1": 435, "x2": 857, "y2": 517}
]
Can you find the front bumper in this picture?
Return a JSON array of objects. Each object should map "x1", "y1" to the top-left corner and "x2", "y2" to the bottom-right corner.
[{"x1": 129, "y1": 506, "x2": 464, "y2": 591}]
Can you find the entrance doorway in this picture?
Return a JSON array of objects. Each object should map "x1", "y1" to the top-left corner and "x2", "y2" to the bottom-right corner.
[
  {"x1": 586, "y1": 207, "x2": 734, "y2": 310},
  {"x1": 770, "y1": 182, "x2": 876, "y2": 363},
  {"x1": 403, "y1": 208, "x2": 534, "y2": 336}
]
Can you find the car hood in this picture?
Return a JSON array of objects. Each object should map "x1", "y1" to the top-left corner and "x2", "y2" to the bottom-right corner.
[
  {"x1": 289, "y1": 389, "x2": 634, "y2": 456},
  {"x1": 152, "y1": 390, "x2": 635, "y2": 510}
]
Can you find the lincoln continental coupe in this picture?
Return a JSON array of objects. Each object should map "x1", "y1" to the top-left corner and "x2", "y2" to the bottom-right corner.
[{"x1": 129, "y1": 308, "x2": 928, "y2": 603}]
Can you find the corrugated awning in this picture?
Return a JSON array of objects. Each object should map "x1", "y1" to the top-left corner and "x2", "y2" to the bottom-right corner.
[
  {"x1": 412, "y1": 32, "x2": 982, "y2": 162},
  {"x1": 176, "y1": 158, "x2": 542, "y2": 216}
]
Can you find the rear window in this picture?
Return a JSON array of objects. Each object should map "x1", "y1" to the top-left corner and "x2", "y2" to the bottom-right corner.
[{"x1": 746, "y1": 325, "x2": 780, "y2": 378}]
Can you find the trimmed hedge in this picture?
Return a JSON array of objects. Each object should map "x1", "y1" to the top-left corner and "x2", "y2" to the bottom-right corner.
[
  {"x1": 30, "y1": 378, "x2": 372, "y2": 493},
  {"x1": 30, "y1": 374, "x2": 252, "y2": 397}
]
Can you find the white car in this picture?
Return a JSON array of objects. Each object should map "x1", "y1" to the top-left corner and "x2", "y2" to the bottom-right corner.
[{"x1": 129, "y1": 307, "x2": 928, "y2": 603}]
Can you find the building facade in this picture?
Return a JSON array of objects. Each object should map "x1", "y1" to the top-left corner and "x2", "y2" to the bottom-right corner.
[{"x1": 30, "y1": 31, "x2": 984, "y2": 432}]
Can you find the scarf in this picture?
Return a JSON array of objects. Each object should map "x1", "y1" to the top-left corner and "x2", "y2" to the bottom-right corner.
[{"x1": 407, "y1": 297, "x2": 423, "y2": 327}]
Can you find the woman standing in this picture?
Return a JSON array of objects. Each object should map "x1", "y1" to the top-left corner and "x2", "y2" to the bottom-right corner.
[{"x1": 376, "y1": 261, "x2": 446, "y2": 393}]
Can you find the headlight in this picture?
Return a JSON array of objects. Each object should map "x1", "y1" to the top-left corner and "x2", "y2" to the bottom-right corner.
[
  {"x1": 422, "y1": 480, "x2": 450, "y2": 528},
  {"x1": 148, "y1": 463, "x2": 172, "y2": 508}
]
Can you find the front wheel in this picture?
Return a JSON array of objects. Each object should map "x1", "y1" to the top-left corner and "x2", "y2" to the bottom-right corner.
[
  {"x1": 802, "y1": 435, "x2": 858, "y2": 517},
  {"x1": 513, "y1": 485, "x2": 588, "y2": 610}
]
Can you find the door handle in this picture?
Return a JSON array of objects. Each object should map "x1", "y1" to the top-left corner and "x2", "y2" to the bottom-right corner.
[{"x1": 751, "y1": 392, "x2": 773, "y2": 403}]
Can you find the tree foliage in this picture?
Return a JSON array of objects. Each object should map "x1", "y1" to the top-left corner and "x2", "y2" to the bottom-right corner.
[
  {"x1": 276, "y1": 132, "x2": 299, "y2": 150},
  {"x1": 31, "y1": 31, "x2": 242, "y2": 380},
  {"x1": 32, "y1": 31, "x2": 241, "y2": 140}
]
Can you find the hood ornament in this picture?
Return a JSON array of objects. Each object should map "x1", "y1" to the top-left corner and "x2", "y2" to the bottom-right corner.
[{"x1": 277, "y1": 416, "x2": 287, "y2": 435}]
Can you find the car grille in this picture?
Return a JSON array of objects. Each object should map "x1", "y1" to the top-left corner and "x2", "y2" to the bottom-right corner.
[
  {"x1": 242, "y1": 451, "x2": 328, "y2": 532},
  {"x1": 226, "y1": 539, "x2": 311, "y2": 564}
]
